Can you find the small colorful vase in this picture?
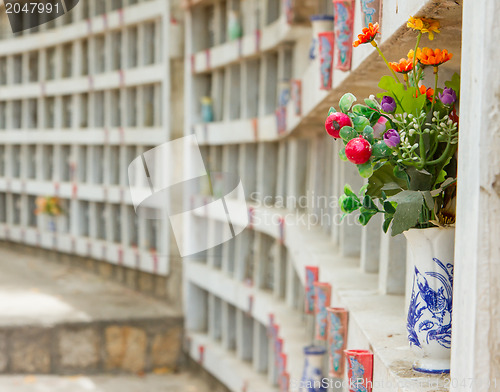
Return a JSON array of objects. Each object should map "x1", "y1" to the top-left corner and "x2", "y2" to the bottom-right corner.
[
  {"x1": 318, "y1": 31, "x2": 335, "y2": 89},
  {"x1": 344, "y1": 349, "x2": 374, "y2": 392},
  {"x1": 305, "y1": 266, "x2": 319, "y2": 314},
  {"x1": 333, "y1": 0, "x2": 355, "y2": 71},
  {"x1": 301, "y1": 345, "x2": 327, "y2": 392},
  {"x1": 327, "y1": 307, "x2": 349, "y2": 377},
  {"x1": 314, "y1": 282, "x2": 332, "y2": 340}
]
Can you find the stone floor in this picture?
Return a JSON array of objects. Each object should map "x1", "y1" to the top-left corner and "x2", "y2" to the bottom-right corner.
[
  {"x1": 0, "y1": 372, "x2": 210, "y2": 391},
  {"x1": 0, "y1": 246, "x2": 187, "y2": 376}
]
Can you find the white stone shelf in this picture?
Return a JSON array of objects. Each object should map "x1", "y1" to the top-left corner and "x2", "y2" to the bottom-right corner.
[
  {"x1": 193, "y1": 115, "x2": 277, "y2": 145},
  {"x1": 0, "y1": 179, "x2": 136, "y2": 205},
  {"x1": 0, "y1": 0, "x2": 180, "y2": 57},
  {"x1": 0, "y1": 128, "x2": 166, "y2": 146},
  {"x1": 0, "y1": 223, "x2": 167, "y2": 275},
  {"x1": 191, "y1": 15, "x2": 310, "y2": 74},
  {"x1": 189, "y1": 200, "x2": 450, "y2": 391},
  {"x1": 187, "y1": 331, "x2": 278, "y2": 392},
  {"x1": 0, "y1": 64, "x2": 164, "y2": 100}
]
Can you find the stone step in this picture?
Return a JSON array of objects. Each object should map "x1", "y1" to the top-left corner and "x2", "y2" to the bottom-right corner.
[
  {"x1": 0, "y1": 247, "x2": 183, "y2": 375},
  {"x1": 0, "y1": 372, "x2": 210, "y2": 392}
]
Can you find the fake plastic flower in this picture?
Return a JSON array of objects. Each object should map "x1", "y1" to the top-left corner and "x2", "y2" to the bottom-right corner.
[
  {"x1": 389, "y1": 58, "x2": 413, "y2": 73},
  {"x1": 383, "y1": 129, "x2": 401, "y2": 147},
  {"x1": 407, "y1": 16, "x2": 440, "y2": 40},
  {"x1": 380, "y1": 96, "x2": 396, "y2": 113},
  {"x1": 353, "y1": 23, "x2": 380, "y2": 47},
  {"x1": 345, "y1": 137, "x2": 372, "y2": 164},
  {"x1": 416, "y1": 47, "x2": 453, "y2": 66},
  {"x1": 373, "y1": 116, "x2": 389, "y2": 138},
  {"x1": 416, "y1": 85, "x2": 435, "y2": 101},
  {"x1": 325, "y1": 112, "x2": 352, "y2": 139},
  {"x1": 438, "y1": 87, "x2": 457, "y2": 105}
]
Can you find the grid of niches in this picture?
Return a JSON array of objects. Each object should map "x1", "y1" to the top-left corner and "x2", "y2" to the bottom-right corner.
[{"x1": 0, "y1": 0, "x2": 173, "y2": 275}]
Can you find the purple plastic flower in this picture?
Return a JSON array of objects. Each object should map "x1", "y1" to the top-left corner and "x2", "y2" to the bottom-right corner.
[
  {"x1": 381, "y1": 96, "x2": 396, "y2": 113},
  {"x1": 383, "y1": 129, "x2": 401, "y2": 147},
  {"x1": 438, "y1": 87, "x2": 457, "y2": 105}
]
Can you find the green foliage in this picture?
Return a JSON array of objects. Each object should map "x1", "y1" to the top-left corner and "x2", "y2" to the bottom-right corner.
[
  {"x1": 366, "y1": 163, "x2": 407, "y2": 198},
  {"x1": 352, "y1": 116, "x2": 371, "y2": 133},
  {"x1": 444, "y1": 73, "x2": 460, "y2": 99},
  {"x1": 338, "y1": 147, "x2": 348, "y2": 161},
  {"x1": 377, "y1": 76, "x2": 427, "y2": 116},
  {"x1": 339, "y1": 126, "x2": 357, "y2": 142},
  {"x1": 361, "y1": 126, "x2": 375, "y2": 144},
  {"x1": 339, "y1": 93, "x2": 357, "y2": 113},
  {"x1": 328, "y1": 106, "x2": 336, "y2": 116},
  {"x1": 371, "y1": 141, "x2": 391, "y2": 159},
  {"x1": 357, "y1": 162, "x2": 373, "y2": 178}
]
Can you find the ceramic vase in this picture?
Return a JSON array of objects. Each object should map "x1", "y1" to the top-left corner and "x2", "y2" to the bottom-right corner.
[
  {"x1": 305, "y1": 266, "x2": 319, "y2": 314},
  {"x1": 344, "y1": 349, "x2": 373, "y2": 392},
  {"x1": 359, "y1": 0, "x2": 383, "y2": 28},
  {"x1": 309, "y1": 15, "x2": 334, "y2": 60},
  {"x1": 318, "y1": 32, "x2": 335, "y2": 90},
  {"x1": 313, "y1": 282, "x2": 332, "y2": 340},
  {"x1": 404, "y1": 227, "x2": 455, "y2": 373},
  {"x1": 301, "y1": 345, "x2": 327, "y2": 392},
  {"x1": 326, "y1": 307, "x2": 348, "y2": 377},
  {"x1": 201, "y1": 96, "x2": 214, "y2": 122},
  {"x1": 333, "y1": 0, "x2": 355, "y2": 71}
]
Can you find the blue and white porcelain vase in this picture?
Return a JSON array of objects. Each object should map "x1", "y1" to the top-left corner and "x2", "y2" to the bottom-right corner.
[
  {"x1": 301, "y1": 345, "x2": 327, "y2": 391},
  {"x1": 404, "y1": 227, "x2": 455, "y2": 374}
]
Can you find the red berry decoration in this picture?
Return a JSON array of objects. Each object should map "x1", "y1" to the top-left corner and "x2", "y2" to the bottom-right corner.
[
  {"x1": 345, "y1": 137, "x2": 372, "y2": 164},
  {"x1": 325, "y1": 112, "x2": 352, "y2": 139}
]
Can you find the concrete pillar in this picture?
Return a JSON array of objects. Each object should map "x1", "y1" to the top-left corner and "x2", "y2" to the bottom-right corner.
[{"x1": 451, "y1": 0, "x2": 500, "y2": 388}]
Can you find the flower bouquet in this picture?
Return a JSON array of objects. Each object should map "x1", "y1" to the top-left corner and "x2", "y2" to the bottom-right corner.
[
  {"x1": 325, "y1": 17, "x2": 460, "y2": 373},
  {"x1": 35, "y1": 196, "x2": 64, "y2": 216},
  {"x1": 325, "y1": 18, "x2": 459, "y2": 236}
]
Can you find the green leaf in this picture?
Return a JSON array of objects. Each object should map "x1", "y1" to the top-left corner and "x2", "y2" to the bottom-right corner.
[
  {"x1": 352, "y1": 104, "x2": 374, "y2": 117},
  {"x1": 357, "y1": 162, "x2": 374, "y2": 178},
  {"x1": 383, "y1": 200, "x2": 396, "y2": 214},
  {"x1": 362, "y1": 195, "x2": 378, "y2": 210},
  {"x1": 382, "y1": 216, "x2": 393, "y2": 233},
  {"x1": 369, "y1": 111, "x2": 382, "y2": 126},
  {"x1": 339, "y1": 126, "x2": 357, "y2": 142},
  {"x1": 406, "y1": 167, "x2": 433, "y2": 191},
  {"x1": 362, "y1": 125, "x2": 375, "y2": 144},
  {"x1": 372, "y1": 141, "x2": 391, "y2": 159},
  {"x1": 352, "y1": 116, "x2": 371, "y2": 133},
  {"x1": 358, "y1": 184, "x2": 368, "y2": 197},
  {"x1": 367, "y1": 163, "x2": 407, "y2": 198},
  {"x1": 358, "y1": 209, "x2": 378, "y2": 225},
  {"x1": 339, "y1": 147, "x2": 348, "y2": 161},
  {"x1": 327, "y1": 106, "x2": 336, "y2": 115},
  {"x1": 434, "y1": 156, "x2": 452, "y2": 186},
  {"x1": 339, "y1": 93, "x2": 357, "y2": 113},
  {"x1": 422, "y1": 191, "x2": 434, "y2": 210},
  {"x1": 364, "y1": 98, "x2": 380, "y2": 110},
  {"x1": 444, "y1": 73, "x2": 460, "y2": 100},
  {"x1": 344, "y1": 184, "x2": 357, "y2": 197},
  {"x1": 388, "y1": 191, "x2": 426, "y2": 236},
  {"x1": 339, "y1": 194, "x2": 361, "y2": 213}
]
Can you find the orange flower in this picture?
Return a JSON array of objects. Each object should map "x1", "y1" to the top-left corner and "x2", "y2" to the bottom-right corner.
[
  {"x1": 416, "y1": 85, "x2": 435, "y2": 102},
  {"x1": 416, "y1": 47, "x2": 453, "y2": 66},
  {"x1": 407, "y1": 16, "x2": 440, "y2": 40},
  {"x1": 389, "y1": 58, "x2": 413, "y2": 73},
  {"x1": 353, "y1": 23, "x2": 380, "y2": 47}
]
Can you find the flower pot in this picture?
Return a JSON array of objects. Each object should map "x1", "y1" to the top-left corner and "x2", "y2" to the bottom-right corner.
[
  {"x1": 305, "y1": 266, "x2": 319, "y2": 314},
  {"x1": 326, "y1": 307, "x2": 348, "y2": 377},
  {"x1": 404, "y1": 227, "x2": 455, "y2": 373},
  {"x1": 301, "y1": 345, "x2": 327, "y2": 392},
  {"x1": 309, "y1": 15, "x2": 334, "y2": 60},
  {"x1": 313, "y1": 282, "x2": 331, "y2": 340},
  {"x1": 344, "y1": 349, "x2": 373, "y2": 392},
  {"x1": 318, "y1": 32, "x2": 335, "y2": 90},
  {"x1": 333, "y1": 0, "x2": 355, "y2": 71}
]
